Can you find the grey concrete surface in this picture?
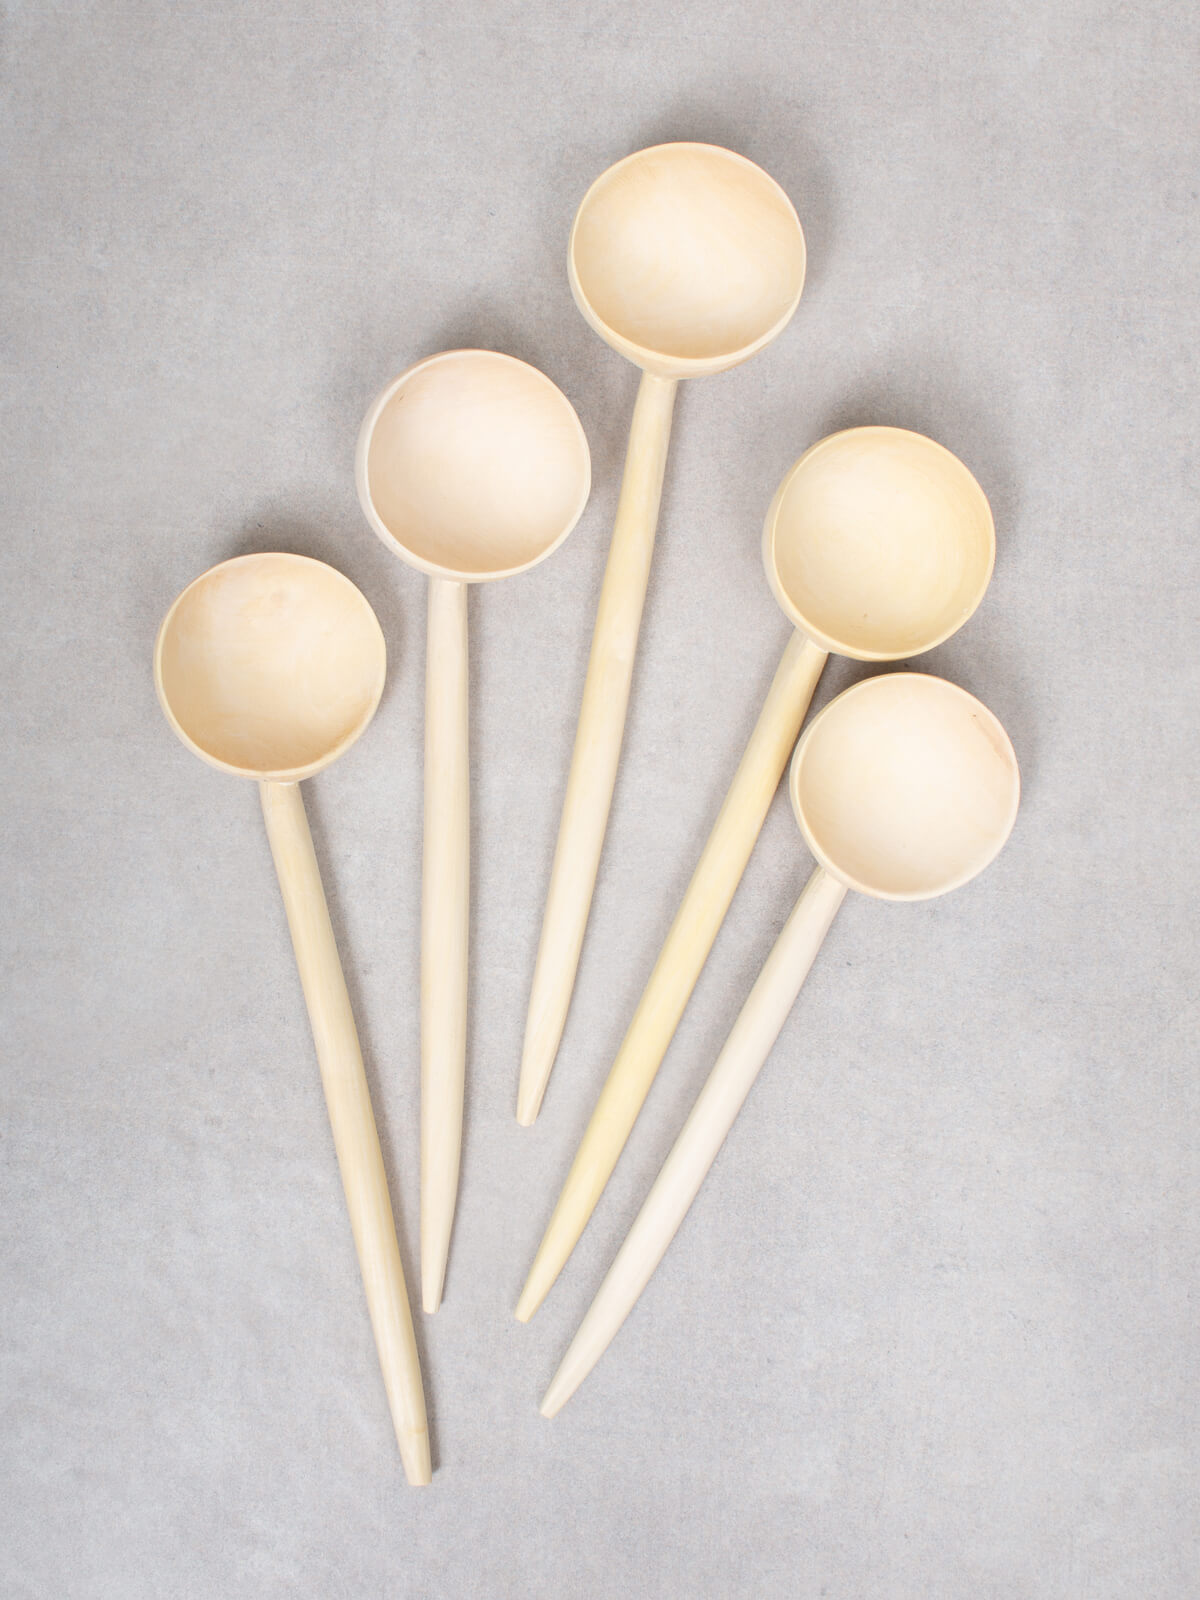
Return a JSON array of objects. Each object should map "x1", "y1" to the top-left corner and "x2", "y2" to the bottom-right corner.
[{"x1": 2, "y1": 2, "x2": 1197, "y2": 1595}]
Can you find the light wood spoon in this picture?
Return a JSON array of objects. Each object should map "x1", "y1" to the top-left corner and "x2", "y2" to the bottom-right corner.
[
  {"x1": 541, "y1": 671, "x2": 1021, "y2": 1416},
  {"x1": 517, "y1": 426, "x2": 995, "y2": 1321},
  {"x1": 356, "y1": 349, "x2": 590, "y2": 1313},
  {"x1": 518, "y1": 142, "x2": 807, "y2": 1127},
  {"x1": 154, "y1": 552, "x2": 430, "y2": 1485}
]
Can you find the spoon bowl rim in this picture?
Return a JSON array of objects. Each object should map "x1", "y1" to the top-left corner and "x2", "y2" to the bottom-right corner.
[
  {"x1": 154, "y1": 551, "x2": 387, "y2": 782},
  {"x1": 762, "y1": 426, "x2": 996, "y2": 661},
  {"x1": 567, "y1": 141, "x2": 806, "y2": 377},
  {"x1": 355, "y1": 348, "x2": 592, "y2": 584},
  {"x1": 789, "y1": 671, "x2": 1020, "y2": 901}
]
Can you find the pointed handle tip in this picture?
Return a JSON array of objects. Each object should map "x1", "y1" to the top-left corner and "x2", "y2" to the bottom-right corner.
[
  {"x1": 401, "y1": 1430, "x2": 434, "y2": 1486},
  {"x1": 516, "y1": 1049, "x2": 550, "y2": 1127},
  {"x1": 539, "y1": 1371, "x2": 573, "y2": 1419},
  {"x1": 421, "y1": 1265, "x2": 445, "y2": 1317}
]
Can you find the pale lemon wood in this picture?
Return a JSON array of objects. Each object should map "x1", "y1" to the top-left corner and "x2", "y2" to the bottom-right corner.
[
  {"x1": 154, "y1": 552, "x2": 388, "y2": 783},
  {"x1": 568, "y1": 142, "x2": 807, "y2": 378},
  {"x1": 762, "y1": 427, "x2": 996, "y2": 660},
  {"x1": 517, "y1": 369, "x2": 676, "y2": 1124},
  {"x1": 355, "y1": 351, "x2": 591, "y2": 587},
  {"x1": 789, "y1": 674, "x2": 1019, "y2": 902},
  {"x1": 516, "y1": 426, "x2": 996, "y2": 1318},
  {"x1": 540, "y1": 671, "x2": 1020, "y2": 1416},
  {"x1": 540, "y1": 865, "x2": 847, "y2": 1417},
  {"x1": 261, "y1": 781, "x2": 431, "y2": 1483},
  {"x1": 517, "y1": 144, "x2": 806, "y2": 1123},
  {"x1": 420, "y1": 576, "x2": 469, "y2": 1314},
  {"x1": 154, "y1": 554, "x2": 431, "y2": 1485},
  {"x1": 356, "y1": 350, "x2": 590, "y2": 1309}
]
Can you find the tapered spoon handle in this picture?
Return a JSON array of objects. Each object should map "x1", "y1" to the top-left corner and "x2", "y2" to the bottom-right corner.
[
  {"x1": 260, "y1": 780, "x2": 431, "y2": 1485},
  {"x1": 541, "y1": 865, "x2": 846, "y2": 1418},
  {"x1": 421, "y1": 576, "x2": 470, "y2": 1314},
  {"x1": 518, "y1": 370, "x2": 678, "y2": 1125},
  {"x1": 516, "y1": 632, "x2": 828, "y2": 1321}
]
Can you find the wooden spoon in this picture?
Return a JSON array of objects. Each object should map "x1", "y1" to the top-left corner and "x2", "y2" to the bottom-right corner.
[
  {"x1": 540, "y1": 671, "x2": 1020, "y2": 1416},
  {"x1": 517, "y1": 426, "x2": 995, "y2": 1321},
  {"x1": 518, "y1": 142, "x2": 807, "y2": 1126},
  {"x1": 356, "y1": 349, "x2": 590, "y2": 1313},
  {"x1": 154, "y1": 552, "x2": 430, "y2": 1485}
]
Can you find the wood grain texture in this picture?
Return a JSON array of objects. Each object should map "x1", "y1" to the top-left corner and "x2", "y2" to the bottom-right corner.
[
  {"x1": 516, "y1": 629, "x2": 827, "y2": 1320},
  {"x1": 420, "y1": 577, "x2": 470, "y2": 1315},
  {"x1": 355, "y1": 350, "x2": 591, "y2": 1313},
  {"x1": 541, "y1": 865, "x2": 847, "y2": 1417},
  {"x1": 262, "y1": 780, "x2": 431, "y2": 1483},
  {"x1": 518, "y1": 369, "x2": 676, "y2": 1124},
  {"x1": 518, "y1": 144, "x2": 808, "y2": 1127},
  {"x1": 517, "y1": 426, "x2": 995, "y2": 1314}
]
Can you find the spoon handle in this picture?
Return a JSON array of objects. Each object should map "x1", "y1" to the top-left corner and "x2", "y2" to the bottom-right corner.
[
  {"x1": 421, "y1": 576, "x2": 470, "y2": 1314},
  {"x1": 540, "y1": 865, "x2": 846, "y2": 1418},
  {"x1": 259, "y1": 780, "x2": 431, "y2": 1485},
  {"x1": 518, "y1": 369, "x2": 677, "y2": 1125},
  {"x1": 516, "y1": 629, "x2": 828, "y2": 1322}
]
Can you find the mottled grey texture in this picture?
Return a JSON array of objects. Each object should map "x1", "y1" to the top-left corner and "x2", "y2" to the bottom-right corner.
[{"x1": 2, "y1": 2, "x2": 1197, "y2": 1596}]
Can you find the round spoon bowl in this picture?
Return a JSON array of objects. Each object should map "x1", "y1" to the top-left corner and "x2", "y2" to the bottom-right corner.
[
  {"x1": 155, "y1": 552, "x2": 386, "y2": 782},
  {"x1": 764, "y1": 427, "x2": 995, "y2": 661},
  {"x1": 790, "y1": 672, "x2": 1019, "y2": 901},
  {"x1": 356, "y1": 349, "x2": 591, "y2": 584},
  {"x1": 569, "y1": 142, "x2": 806, "y2": 377}
]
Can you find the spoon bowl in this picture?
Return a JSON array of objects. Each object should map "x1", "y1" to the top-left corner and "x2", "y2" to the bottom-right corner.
[
  {"x1": 155, "y1": 552, "x2": 385, "y2": 780},
  {"x1": 357, "y1": 349, "x2": 591, "y2": 582},
  {"x1": 764, "y1": 426, "x2": 995, "y2": 660},
  {"x1": 791, "y1": 671, "x2": 1019, "y2": 900},
  {"x1": 570, "y1": 141, "x2": 806, "y2": 377}
]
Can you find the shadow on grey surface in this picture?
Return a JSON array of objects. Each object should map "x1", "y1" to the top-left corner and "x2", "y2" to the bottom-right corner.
[
  {"x1": 328, "y1": 296, "x2": 603, "y2": 466},
  {"x1": 811, "y1": 352, "x2": 1022, "y2": 543},
  {"x1": 633, "y1": 85, "x2": 837, "y2": 295}
]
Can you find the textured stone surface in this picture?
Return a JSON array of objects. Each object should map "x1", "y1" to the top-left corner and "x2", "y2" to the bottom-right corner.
[{"x1": 1, "y1": 3, "x2": 1196, "y2": 1595}]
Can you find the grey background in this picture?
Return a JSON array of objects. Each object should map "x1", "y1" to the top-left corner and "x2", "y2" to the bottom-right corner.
[{"x1": 2, "y1": 1, "x2": 1197, "y2": 1595}]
